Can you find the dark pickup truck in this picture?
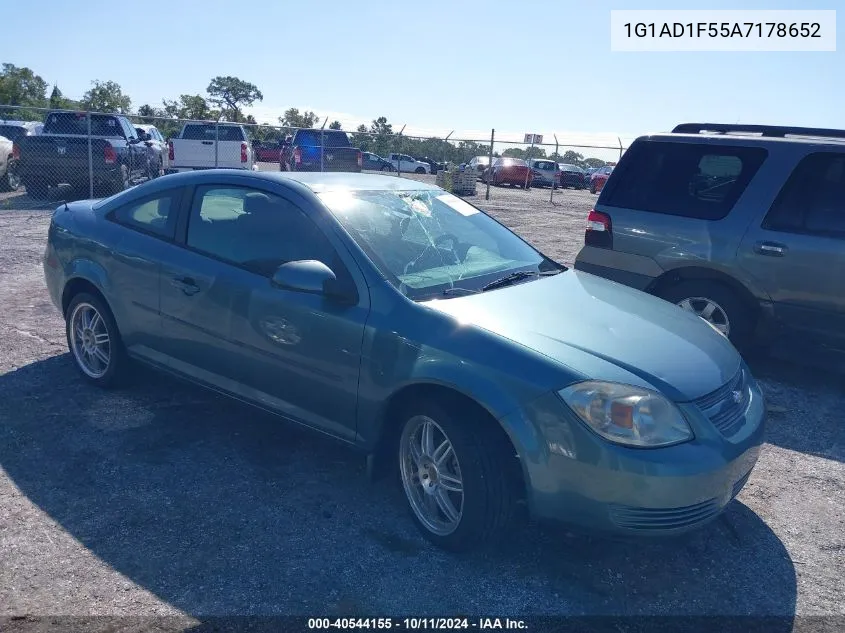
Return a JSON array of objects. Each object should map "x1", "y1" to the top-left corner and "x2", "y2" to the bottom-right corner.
[
  {"x1": 16, "y1": 110, "x2": 153, "y2": 199},
  {"x1": 281, "y1": 128, "x2": 362, "y2": 172}
]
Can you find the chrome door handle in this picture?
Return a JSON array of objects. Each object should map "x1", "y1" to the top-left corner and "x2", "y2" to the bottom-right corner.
[{"x1": 754, "y1": 241, "x2": 788, "y2": 257}]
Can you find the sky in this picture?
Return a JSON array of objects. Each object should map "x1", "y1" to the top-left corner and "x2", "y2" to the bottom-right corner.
[{"x1": 2, "y1": 0, "x2": 842, "y2": 158}]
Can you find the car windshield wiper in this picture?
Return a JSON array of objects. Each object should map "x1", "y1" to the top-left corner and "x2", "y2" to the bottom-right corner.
[
  {"x1": 481, "y1": 269, "x2": 561, "y2": 293},
  {"x1": 441, "y1": 287, "x2": 480, "y2": 297}
]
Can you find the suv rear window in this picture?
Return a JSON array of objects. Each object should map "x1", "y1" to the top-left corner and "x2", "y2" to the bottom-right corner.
[{"x1": 602, "y1": 140, "x2": 767, "y2": 220}]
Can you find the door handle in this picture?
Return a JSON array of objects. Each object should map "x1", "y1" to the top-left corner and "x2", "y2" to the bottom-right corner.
[
  {"x1": 201, "y1": 141, "x2": 213, "y2": 145},
  {"x1": 171, "y1": 276, "x2": 200, "y2": 295},
  {"x1": 754, "y1": 241, "x2": 788, "y2": 257}
]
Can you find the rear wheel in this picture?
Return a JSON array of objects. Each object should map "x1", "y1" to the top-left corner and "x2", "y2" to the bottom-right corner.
[
  {"x1": 397, "y1": 398, "x2": 520, "y2": 552},
  {"x1": 23, "y1": 178, "x2": 49, "y2": 199},
  {"x1": 107, "y1": 165, "x2": 130, "y2": 195},
  {"x1": 0, "y1": 158, "x2": 20, "y2": 191},
  {"x1": 657, "y1": 280, "x2": 754, "y2": 349},
  {"x1": 589, "y1": 181, "x2": 596, "y2": 194},
  {"x1": 65, "y1": 292, "x2": 129, "y2": 388}
]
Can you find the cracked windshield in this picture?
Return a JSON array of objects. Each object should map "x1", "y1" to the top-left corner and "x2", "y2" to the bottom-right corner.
[{"x1": 319, "y1": 189, "x2": 562, "y2": 299}]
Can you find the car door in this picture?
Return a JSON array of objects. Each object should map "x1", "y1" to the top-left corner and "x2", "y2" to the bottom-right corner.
[
  {"x1": 102, "y1": 187, "x2": 182, "y2": 356},
  {"x1": 737, "y1": 151, "x2": 845, "y2": 343},
  {"x1": 119, "y1": 118, "x2": 146, "y2": 179},
  {"x1": 159, "y1": 181, "x2": 369, "y2": 440}
]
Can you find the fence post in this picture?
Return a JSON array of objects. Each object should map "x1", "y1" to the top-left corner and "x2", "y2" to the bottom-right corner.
[
  {"x1": 551, "y1": 134, "x2": 558, "y2": 204},
  {"x1": 443, "y1": 131, "x2": 453, "y2": 172},
  {"x1": 214, "y1": 115, "x2": 220, "y2": 168},
  {"x1": 618, "y1": 136, "x2": 623, "y2": 162},
  {"x1": 397, "y1": 124, "x2": 406, "y2": 178},
  {"x1": 485, "y1": 129, "x2": 494, "y2": 201},
  {"x1": 320, "y1": 118, "x2": 327, "y2": 172},
  {"x1": 523, "y1": 135, "x2": 535, "y2": 189},
  {"x1": 87, "y1": 111, "x2": 94, "y2": 199}
]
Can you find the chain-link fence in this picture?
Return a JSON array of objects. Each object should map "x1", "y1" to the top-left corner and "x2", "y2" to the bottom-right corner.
[{"x1": 0, "y1": 104, "x2": 628, "y2": 209}]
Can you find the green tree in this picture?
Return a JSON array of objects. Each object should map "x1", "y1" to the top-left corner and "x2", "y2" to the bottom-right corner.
[
  {"x1": 81, "y1": 80, "x2": 132, "y2": 113},
  {"x1": 0, "y1": 64, "x2": 48, "y2": 120},
  {"x1": 583, "y1": 157, "x2": 606, "y2": 168},
  {"x1": 278, "y1": 108, "x2": 320, "y2": 130},
  {"x1": 502, "y1": 147, "x2": 525, "y2": 158},
  {"x1": 561, "y1": 150, "x2": 584, "y2": 166},
  {"x1": 162, "y1": 94, "x2": 217, "y2": 121},
  {"x1": 206, "y1": 76, "x2": 263, "y2": 122},
  {"x1": 48, "y1": 85, "x2": 77, "y2": 110},
  {"x1": 328, "y1": 120, "x2": 342, "y2": 130}
]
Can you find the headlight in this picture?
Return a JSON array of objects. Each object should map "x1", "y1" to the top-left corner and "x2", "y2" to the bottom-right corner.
[{"x1": 557, "y1": 381, "x2": 693, "y2": 448}]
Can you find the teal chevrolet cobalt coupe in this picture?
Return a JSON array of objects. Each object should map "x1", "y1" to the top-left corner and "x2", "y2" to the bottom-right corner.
[{"x1": 43, "y1": 171, "x2": 766, "y2": 551}]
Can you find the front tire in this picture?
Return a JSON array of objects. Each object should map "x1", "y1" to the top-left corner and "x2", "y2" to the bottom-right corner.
[
  {"x1": 65, "y1": 292, "x2": 129, "y2": 388},
  {"x1": 415, "y1": 167, "x2": 426, "y2": 174},
  {"x1": 398, "y1": 399, "x2": 520, "y2": 551},
  {"x1": 0, "y1": 158, "x2": 20, "y2": 192}
]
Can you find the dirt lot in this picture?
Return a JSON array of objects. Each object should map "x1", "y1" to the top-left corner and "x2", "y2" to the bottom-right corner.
[{"x1": 0, "y1": 172, "x2": 843, "y2": 625}]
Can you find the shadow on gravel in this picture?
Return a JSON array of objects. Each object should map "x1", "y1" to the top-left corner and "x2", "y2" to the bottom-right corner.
[
  {"x1": 747, "y1": 346, "x2": 845, "y2": 464},
  {"x1": 0, "y1": 354, "x2": 796, "y2": 621}
]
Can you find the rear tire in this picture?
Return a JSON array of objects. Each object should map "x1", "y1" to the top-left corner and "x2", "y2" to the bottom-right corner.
[
  {"x1": 0, "y1": 158, "x2": 20, "y2": 192},
  {"x1": 657, "y1": 280, "x2": 755, "y2": 350},
  {"x1": 65, "y1": 292, "x2": 129, "y2": 388},
  {"x1": 23, "y1": 178, "x2": 49, "y2": 199},
  {"x1": 589, "y1": 181, "x2": 596, "y2": 194},
  {"x1": 107, "y1": 165, "x2": 130, "y2": 196},
  {"x1": 397, "y1": 398, "x2": 520, "y2": 552}
]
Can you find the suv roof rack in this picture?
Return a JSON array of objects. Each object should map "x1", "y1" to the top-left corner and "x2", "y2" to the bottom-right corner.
[{"x1": 671, "y1": 123, "x2": 845, "y2": 141}]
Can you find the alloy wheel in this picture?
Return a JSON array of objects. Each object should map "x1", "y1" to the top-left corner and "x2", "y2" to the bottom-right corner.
[
  {"x1": 69, "y1": 302, "x2": 111, "y2": 378},
  {"x1": 400, "y1": 415, "x2": 464, "y2": 536},
  {"x1": 677, "y1": 296, "x2": 730, "y2": 336}
]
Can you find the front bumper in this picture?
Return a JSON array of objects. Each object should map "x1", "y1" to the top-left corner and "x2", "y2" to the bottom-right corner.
[{"x1": 500, "y1": 379, "x2": 766, "y2": 536}]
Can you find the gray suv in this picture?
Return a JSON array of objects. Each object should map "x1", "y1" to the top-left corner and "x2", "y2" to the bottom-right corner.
[{"x1": 574, "y1": 123, "x2": 845, "y2": 351}]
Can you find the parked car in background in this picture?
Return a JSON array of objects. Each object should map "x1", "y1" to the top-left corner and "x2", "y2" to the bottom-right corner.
[
  {"x1": 135, "y1": 124, "x2": 169, "y2": 175},
  {"x1": 0, "y1": 134, "x2": 20, "y2": 191},
  {"x1": 415, "y1": 156, "x2": 445, "y2": 174},
  {"x1": 527, "y1": 158, "x2": 560, "y2": 187},
  {"x1": 44, "y1": 170, "x2": 765, "y2": 552},
  {"x1": 466, "y1": 155, "x2": 492, "y2": 179},
  {"x1": 0, "y1": 120, "x2": 43, "y2": 144},
  {"x1": 362, "y1": 152, "x2": 394, "y2": 171},
  {"x1": 167, "y1": 122, "x2": 255, "y2": 173},
  {"x1": 575, "y1": 122, "x2": 845, "y2": 352},
  {"x1": 387, "y1": 153, "x2": 430, "y2": 174},
  {"x1": 483, "y1": 157, "x2": 533, "y2": 188},
  {"x1": 559, "y1": 163, "x2": 586, "y2": 189},
  {"x1": 588, "y1": 164, "x2": 614, "y2": 193},
  {"x1": 284, "y1": 129, "x2": 362, "y2": 173},
  {"x1": 16, "y1": 110, "x2": 152, "y2": 198},
  {"x1": 252, "y1": 139, "x2": 283, "y2": 163}
]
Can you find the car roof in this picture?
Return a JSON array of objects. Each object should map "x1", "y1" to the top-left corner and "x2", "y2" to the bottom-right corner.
[
  {"x1": 0, "y1": 120, "x2": 40, "y2": 128},
  {"x1": 147, "y1": 170, "x2": 440, "y2": 194},
  {"x1": 645, "y1": 130, "x2": 845, "y2": 149}
]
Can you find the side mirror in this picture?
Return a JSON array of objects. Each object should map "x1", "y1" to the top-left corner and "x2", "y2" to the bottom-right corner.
[
  {"x1": 270, "y1": 260, "x2": 355, "y2": 303},
  {"x1": 128, "y1": 137, "x2": 141, "y2": 145}
]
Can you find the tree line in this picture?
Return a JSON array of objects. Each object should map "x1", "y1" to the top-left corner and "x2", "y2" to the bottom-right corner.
[{"x1": 0, "y1": 63, "x2": 608, "y2": 168}]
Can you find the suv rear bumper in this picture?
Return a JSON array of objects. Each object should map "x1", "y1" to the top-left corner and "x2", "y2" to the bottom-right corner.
[{"x1": 574, "y1": 246, "x2": 664, "y2": 291}]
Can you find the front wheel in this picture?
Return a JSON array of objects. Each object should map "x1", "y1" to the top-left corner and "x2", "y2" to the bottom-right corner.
[
  {"x1": 382, "y1": 165, "x2": 392, "y2": 172},
  {"x1": 65, "y1": 292, "x2": 129, "y2": 388},
  {"x1": 415, "y1": 167, "x2": 426, "y2": 174},
  {"x1": 398, "y1": 400, "x2": 519, "y2": 551}
]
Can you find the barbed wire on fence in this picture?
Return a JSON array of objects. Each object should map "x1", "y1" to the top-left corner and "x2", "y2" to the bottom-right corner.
[{"x1": 0, "y1": 103, "x2": 629, "y2": 209}]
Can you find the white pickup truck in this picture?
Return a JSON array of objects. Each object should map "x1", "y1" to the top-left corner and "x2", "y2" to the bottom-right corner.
[{"x1": 166, "y1": 122, "x2": 256, "y2": 172}]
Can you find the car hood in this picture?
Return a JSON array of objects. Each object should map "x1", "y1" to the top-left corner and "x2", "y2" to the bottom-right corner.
[{"x1": 422, "y1": 270, "x2": 740, "y2": 402}]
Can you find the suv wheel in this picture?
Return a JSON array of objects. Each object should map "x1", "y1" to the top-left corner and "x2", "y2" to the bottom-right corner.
[
  {"x1": 658, "y1": 280, "x2": 753, "y2": 348},
  {"x1": 414, "y1": 167, "x2": 426, "y2": 174},
  {"x1": 397, "y1": 399, "x2": 519, "y2": 552}
]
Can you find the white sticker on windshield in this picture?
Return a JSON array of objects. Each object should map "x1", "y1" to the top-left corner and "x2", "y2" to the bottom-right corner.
[{"x1": 436, "y1": 194, "x2": 480, "y2": 217}]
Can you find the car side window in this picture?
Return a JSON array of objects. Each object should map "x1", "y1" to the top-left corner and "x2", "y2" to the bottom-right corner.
[
  {"x1": 186, "y1": 186, "x2": 339, "y2": 277},
  {"x1": 110, "y1": 190, "x2": 180, "y2": 239},
  {"x1": 763, "y1": 152, "x2": 845, "y2": 239}
]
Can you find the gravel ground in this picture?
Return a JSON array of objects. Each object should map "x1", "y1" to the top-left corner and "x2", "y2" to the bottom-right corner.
[{"x1": 0, "y1": 172, "x2": 843, "y2": 625}]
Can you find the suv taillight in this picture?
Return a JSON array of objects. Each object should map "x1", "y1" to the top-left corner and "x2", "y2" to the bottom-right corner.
[
  {"x1": 294, "y1": 147, "x2": 302, "y2": 165},
  {"x1": 103, "y1": 145, "x2": 117, "y2": 165},
  {"x1": 12, "y1": 143, "x2": 20, "y2": 161},
  {"x1": 168, "y1": 140, "x2": 174, "y2": 161},
  {"x1": 585, "y1": 209, "x2": 613, "y2": 249},
  {"x1": 240, "y1": 142, "x2": 248, "y2": 163},
  {"x1": 357, "y1": 151, "x2": 362, "y2": 168}
]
